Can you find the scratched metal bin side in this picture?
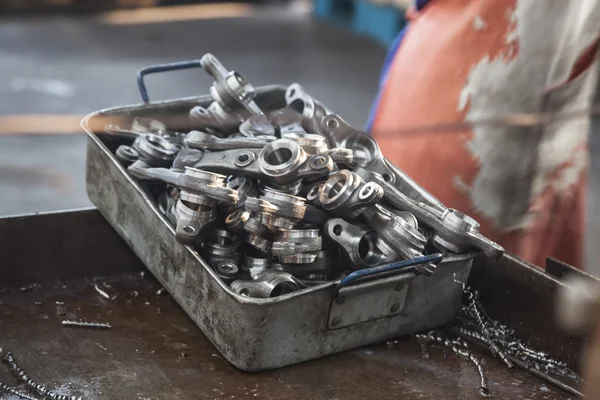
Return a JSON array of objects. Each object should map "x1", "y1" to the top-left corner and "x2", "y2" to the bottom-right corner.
[{"x1": 84, "y1": 86, "x2": 474, "y2": 371}]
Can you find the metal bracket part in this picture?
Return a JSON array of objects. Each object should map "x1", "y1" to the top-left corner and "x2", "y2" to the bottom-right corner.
[
  {"x1": 185, "y1": 130, "x2": 275, "y2": 150},
  {"x1": 354, "y1": 167, "x2": 504, "y2": 258},
  {"x1": 321, "y1": 114, "x2": 396, "y2": 181}
]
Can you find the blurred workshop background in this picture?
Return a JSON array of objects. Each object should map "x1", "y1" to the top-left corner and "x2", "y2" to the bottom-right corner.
[{"x1": 0, "y1": 0, "x2": 598, "y2": 271}]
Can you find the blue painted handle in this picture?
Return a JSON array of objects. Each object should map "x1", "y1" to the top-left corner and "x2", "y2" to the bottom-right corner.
[
  {"x1": 137, "y1": 59, "x2": 203, "y2": 103},
  {"x1": 336, "y1": 253, "x2": 444, "y2": 291}
]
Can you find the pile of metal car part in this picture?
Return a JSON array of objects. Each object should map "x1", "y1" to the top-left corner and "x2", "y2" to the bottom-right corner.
[{"x1": 113, "y1": 53, "x2": 504, "y2": 299}]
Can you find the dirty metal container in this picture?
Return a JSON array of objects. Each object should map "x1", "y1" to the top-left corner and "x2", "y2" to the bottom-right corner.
[{"x1": 83, "y1": 85, "x2": 475, "y2": 371}]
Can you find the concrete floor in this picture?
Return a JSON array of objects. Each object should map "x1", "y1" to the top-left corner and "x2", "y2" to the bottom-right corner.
[{"x1": 0, "y1": 10, "x2": 598, "y2": 271}]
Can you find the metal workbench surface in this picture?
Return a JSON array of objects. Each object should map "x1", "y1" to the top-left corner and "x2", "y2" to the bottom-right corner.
[{"x1": 0, "y1": 209, "x2": 579, "y2": 399}]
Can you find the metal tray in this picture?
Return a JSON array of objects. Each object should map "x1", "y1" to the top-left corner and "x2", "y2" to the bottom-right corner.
[{"x1": 83, "y1": 86, "x2": 475, "y2": 371}]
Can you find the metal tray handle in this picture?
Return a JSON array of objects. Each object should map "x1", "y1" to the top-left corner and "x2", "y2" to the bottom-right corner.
[
  {"x1": 335, "y1": 253, "x2": 444, "y2": 292},
  {"x1": 137, "y1": 60, "x2": 203, "y2": 103}
]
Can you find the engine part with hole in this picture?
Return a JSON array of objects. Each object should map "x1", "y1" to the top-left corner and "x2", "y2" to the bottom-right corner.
[
  {"x1": 241, "y1": 253, "x2": 272, "y2": 279},
  {"x1": 258, "y1": 139, "x2": 333, "y2": 186},
  {"x1": 185, "y1": 130, "x2": 275, "y2": 151},
  {"x1": 230, "y1": 270, "x2": 300, "y2": 298},
  {"x1": 172, "y1": 199, "x2": 218, "y2": 245},
  {"x1": 174, "y1": 141, "x2": 333, "y2": 187},
  {"x1": 271, "y1": 229, "x2": 322, "y2": 256},
  {"x1": 188, "y1": 54, "x2": 263, "y2": 134},
  {"x1": 318, "y1": 170, "x2": 384, "y2": 218},
  {"x1": 132, "y1": 133, "x2": 180, "y2": 167},
  {"x1": 320, "y1": 114, "x2": 395, "y2": 182},
  {"x1": 128, "y1": 162, "x2": 239, "y2": 206},
  {"x1": 201, "y1": 53, "x2": 262, "y2": 117},
  {"x1": 285, "y1": 83, "x2": 332, "y2": 130},
  {"x1": 353, "y1": 167, "x2": 503, "y2": 258},
  {"x1": 115, "y1": 145, "x2": 140, "y2": 167},
  {"x1": 362, "y1": 205, "x2": 434, "y2": 275},
  {"x1": 323, "y1": 219, "x2": 387, "y2": 269},
  {"x1": 214, "y1": 262, "x2": 242, "y2": 284}
]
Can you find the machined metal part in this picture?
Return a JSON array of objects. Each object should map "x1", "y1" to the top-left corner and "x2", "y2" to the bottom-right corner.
[
  {"x1": 132, "y1": 133, "x2": 179, "y2": 167},
  {"x1": 285, "y1": 83, "x2": 331, "y2": 129},
  {"x1": 354, "y1": 167, "x2": 504, "y2": 258},
  {"x1": 225, "y1": 209, "x2": 250, "y2": 233},
  {"x1": 185, "y1": 130, "x2": 275, "y2": 151},
  {"x1": 324, "y1": 148, "x2": 354, "y2": 166},
  {"x1": 128, "y1": 162, "x2": 239, "y2": 206},
  {"x1": 243, "y1": 214, "x2": 271, "y2": 237},
  {"x1": 245, "y1": 189, "x2": 307, "y2": 230},
  {"x1": 277, "y1": 252, "x2": 319, "y2": 264},
  {"x1": 318, "y1": 170, "x2": 383, "y2": 218},
  {"x1": 259, "y1": 180, "x2": 303, "y2": 196},
  {"x1": 226, "y1": 176, "x2": 258, "y2": 209},
  {"x1": 273, "y1": 249, "x2": 337, "y2": 278},
  {"x1": 258, "y1": 139, "x2": 333, "y2": 185},
  {"x1": 268, "y1": 107, "x2": 303, "y2": 127},
  {"x1": 104, "y1": 116, "x2": 186, "y2": 144},
  {"x1": 172, "y1": 148, "x2": 203, "y2": 171},
  {"x1": 201, "y1": 229, "x2": 241, "y2": 257},
  {"x1": 173, "y1": 199, "x2": 218, "y2": 245},
  {"x1": 173, "y1": 140, "x2": 333, "y2": 187},
  {"x1": 231, "y1": 270, "x2": 299, "y2": 298},
  {"x1": 242, "y1": 253, "x2": 272, "y2": 278},
  {"x1": 306, "y1": 182, "x2": 325, "y2": 207},
  {"x1": 115, "y1": 145, "x2": 140, "y2": 167},
  {"x1": 189, "y1": 104, "x2": 242, "y2": 134},
  {"x1": 282, "y1": 132, "x2": 328, "y2": 154},
  {"x1": 362, "y1": 205, "x2": 432, "y2": 275},
  {"x1": 321, "y1": 114, "x2": 395, "y2": 181},
  {"x1": 189, "y1": 54, "x2": 262, "y2": 134},
  {"x1": 323, "y1": 219, "x2": 387, "y2": 269},
  {"x1": 201, "y1": 53, "x2": 262, "y2": 117},
  {"x1": 214, "y1": 261, "x2": 242, "y2": 284},
  {"x1": 271, "y1": 229, "x2": 322, "y2": 256},
  {"x1": 239, "y1": 114, "x2": 276, "y2": 138},
  {"x1": 245, "y1": 233, "x2": 272, "y2": 253}
]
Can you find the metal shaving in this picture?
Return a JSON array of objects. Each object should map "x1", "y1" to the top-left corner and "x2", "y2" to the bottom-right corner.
[
  {"x1": 94, "y1": 284, "x2": 116, "y2": 301},
  {"x1": 415, "y1": 330, "x2": 490, "y2": 398},
  {"x1": 61, "y1": 320, "x2": 112, "y2": 329},
  {"x1": 454, "y1": 289, "x2": 580, "y2": 381},
  {"x1": 2, "y1": 352, "x2": 81, "y2": 400}
]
